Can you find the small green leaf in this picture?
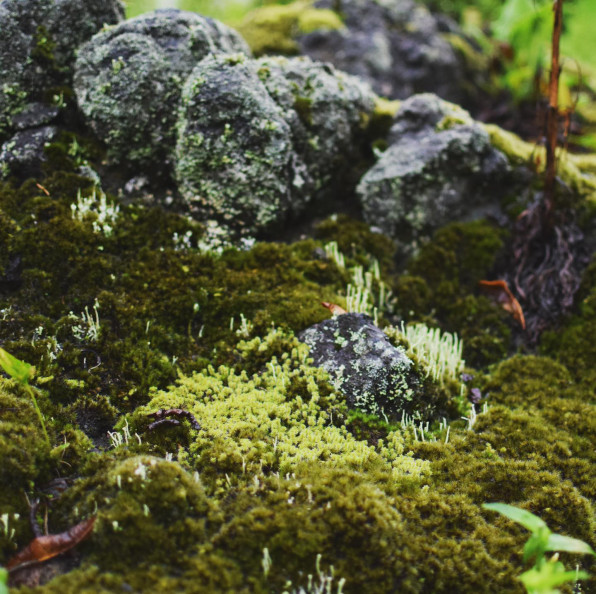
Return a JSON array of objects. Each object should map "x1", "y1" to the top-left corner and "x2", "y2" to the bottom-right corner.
[
  {"x1": 0, "y1": 566, "x2": 8, "y2": 594},
  {"x1": 0, "y1": 347, "x2": 35, "y2": 384},
  {"x1": 482, "y1": 503, "x2": 548, "y2": 533},
  {"x1": 546, "y1": 534, "x2": 596, "y2": 556},
  {"x1": 523, "y1": 528, "x2": 552, "y2": 563},
  {"x1": 520, "y1": 559, "x2": 588, "y2": 591}
]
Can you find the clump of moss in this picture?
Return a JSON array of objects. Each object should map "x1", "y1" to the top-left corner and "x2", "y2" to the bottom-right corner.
[
  {"x1": 393, "y1": 220, "x2": 513, "y2": 368},
  {"x1": 0, "y1": 170, "x2": 351, "y2": 425},
  {"x1": 540, "y1": 254, "x2": 596, "y2": 391}
]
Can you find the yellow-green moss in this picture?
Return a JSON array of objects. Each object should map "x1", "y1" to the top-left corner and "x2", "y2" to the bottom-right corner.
[
  {"x1": 237, "y1": 0, "x2": 344, "y2": 57},
  {"x1": 484, "y1": 123, "x2": 596, "y2": 204}
]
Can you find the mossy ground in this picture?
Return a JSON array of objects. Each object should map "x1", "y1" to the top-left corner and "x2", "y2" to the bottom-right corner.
[{"x1": 0, "y1": 130, "x2": 595, "y2": 593}]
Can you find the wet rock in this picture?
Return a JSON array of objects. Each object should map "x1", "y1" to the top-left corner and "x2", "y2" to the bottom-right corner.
[
  {"x1": 175, "y1": 54, "x2": 376, "y2": 235},
  {"x1": 258, "y1": 55, "x2": 376, "y2": 193},
  {"x1": 299, "y1": 312, "x2": 426, "y2": 420},
  {"x1": 0, "y1": 125, "x2": 59, "y2": 178},
  {"x1": 0, "y1": 0, "x2": 124, "y2": 141},
  {"x1": 74, "y1": 9, "x2": 250, "y2": 169},
  {"x1": 298, "y1": 0, "x2": 470, "y2": 103},
  {"x1": 175, "y1": 53, "x2": 298, "y2": 234},
  {"x1": 357, "y1": 93, "x2": 510, "y2": 245}
]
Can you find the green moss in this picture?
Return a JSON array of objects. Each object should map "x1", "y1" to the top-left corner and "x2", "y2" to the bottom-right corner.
[
  {"x1": 484, "y1": 123, "x2": 596, "y2": 205},
  {"x1": 540, "y1": 255, "x2": 596, "y2": 390},
  {"x1": 314, "y1": 214, "x2": 397, "y2": 271},
  {"x1": 237, "y1": 0, "x2": 344, "y2": 57},
  {"x1": 393, "y1": 220, "x2": 512, "y2": 368},
  {"x1": 0, "y1": 379, "x2": 53, "y2": 559}
]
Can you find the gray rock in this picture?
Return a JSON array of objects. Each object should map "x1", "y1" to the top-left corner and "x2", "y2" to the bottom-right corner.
[
  {"x1": 257, "y1": 55, "x2": 376, "y2": 192},
  {"x1": 357, "y1": 94, "x2": 510, "y2": 244},
  {"x1": 74, "y1": 9, "x2": 250, "y2": 168},
  {"x1": 0, "y1": 0, "x2": 124, "y2": 141},
  {"x1": 1, "y1": 125, "x2": 59, "y2": 179},
  {"x1": 175, "y1": 53, "x2": 299, "y2": 234},
  {"x1": 298, "y1": 0, "x2": 469, "y2": 103},
  {"x1": 175, "y1": 54, "x2": 377, "y2": 234},
  {"x1": 299, "y1": 312, "x2": 431, "y2": 420},
  {"x1": 12, "y1": 102, "x2": 59, "y2": 131}
]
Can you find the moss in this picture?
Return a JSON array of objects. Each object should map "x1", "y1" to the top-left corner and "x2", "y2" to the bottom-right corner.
[
  {"x1": 540, "y1": 254, "x2": 596, "y2": 390},
  {"x1": 393, "y1": 220, "x2": 513, "y2": 368},
  {"x1": 0, "y1": 379, "x2": 53, "y2": 559},
  {"x1": 484, "y1": 123, "x2": 596, "y2": 205},
  {"x1": 237, "y1": 0, "x2": 344, "y2": 57},
  {"x1": 314, "y1": 214, "x2": 397, "y2": 271}
]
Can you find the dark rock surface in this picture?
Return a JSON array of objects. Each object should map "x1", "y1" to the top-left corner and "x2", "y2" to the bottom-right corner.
[
  {"x1": 74, "y1": 9, "x2": 250, "y2": 168},
  {"x1": 175, "y1": 54, "x2": 376, "y2": 235},
  {"x1": 357, "y1": 93, "x2": 510, "y2": 245},
  {"x1": 298, "y1": 0, "x2": 470, "y2": 104},
  {"x1": 0, "y1": 125, "x2": 58, "y2": 178},
  {"x1": 299, "y1": 312, "x2": 426, "y2": 420},
  {"x1": 0, "y1": 0, "x2": 124, "y2": 142}
]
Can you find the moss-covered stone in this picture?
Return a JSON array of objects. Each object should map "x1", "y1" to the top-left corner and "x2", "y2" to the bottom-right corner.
[{"x1": 73, "y1": 9, "x2": 250, "y2": 170}]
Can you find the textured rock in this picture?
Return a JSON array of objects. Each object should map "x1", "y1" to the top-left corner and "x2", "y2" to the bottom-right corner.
[
  {"x1": 258, "y1": 55, "x2": 376, "y2": 192},
  {"x1": 357, "y1": 93, "x2": 510, "y2": 244},
  {"x1": 74, "y1": 9, "x2": 250, "y2": 168},
  {"x1": 263, "y1": 0, "x2": 471, "y2": 104},
  {"x1": 0, "y1": 0, "x2": 124, "y2": 141},
  {"x1": 0, "y1": 125, "x2": 58, "y2": 178},
  {"x1": 175, "y1": 53, "x2": 298, "y2": 234},
  {"x1": 299, "y1": 312, "x2": 427, "y2": 420},
  {"x1": 175, "y1": 54, "x2": 376, "y2": 235}
]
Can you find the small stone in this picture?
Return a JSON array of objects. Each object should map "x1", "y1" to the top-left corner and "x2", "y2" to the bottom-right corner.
[{"x1": 299, "y1": 312, "x2": 430, "y2": 420}]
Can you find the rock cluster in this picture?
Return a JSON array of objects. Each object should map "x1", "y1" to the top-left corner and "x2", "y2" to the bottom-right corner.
[
  {"x1": 175, "y1": 54, "x2": 375, "y2": 233},
  {"x1": 74, "y1": 9, "x2": 251, "y2": 169},
  {"x1": 0, "y1": 0, "x2": 124, "y2": 175}
]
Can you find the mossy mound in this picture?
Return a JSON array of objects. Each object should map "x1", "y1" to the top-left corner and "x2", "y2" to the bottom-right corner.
[{"x1": 392, "y1": 219, "x2": 513, "y2": 368}]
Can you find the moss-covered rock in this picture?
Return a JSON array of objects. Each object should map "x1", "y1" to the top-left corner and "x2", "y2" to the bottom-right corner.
[
  {"x1": 0, "y1": 0, "x2": 124, "y2": 142},
  {"x1": 175, "y1": 53, "x2": 376, "y2": 234},
  {"x1": 73, "y1": 9, "x2": 250, "y2": 170},
  {"x1": 357, "y1": 94, "x2": 511, "y2": 245}
]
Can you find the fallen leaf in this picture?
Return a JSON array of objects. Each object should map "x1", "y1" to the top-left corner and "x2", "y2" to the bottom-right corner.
[
  {"x1": 478, "y1": 280, "x2": 526, "y2": 329},
  {"x1": 6, "y1": 517, "x2": 96, "y2": 572},
  {"x1": 321, "y1": 301, "x2": 347, "y2": 315}
]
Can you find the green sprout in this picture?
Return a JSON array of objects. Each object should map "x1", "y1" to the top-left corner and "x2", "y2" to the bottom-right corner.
[
  {"x1": 0, "y1": 567, "x2": 8, "y2": 594},
  {"x1": 0, "y1": 347, "x2": 50, "y2": 447},
  {"x1": 483, "y1": 502, "x2": 595, "y2": 594}
]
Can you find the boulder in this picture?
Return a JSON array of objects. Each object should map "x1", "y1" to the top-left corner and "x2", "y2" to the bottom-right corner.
[
  {"x1": 74, "y1": 9, "x2": 250, "y2": 168},
  {"x1": 357, "y1": 93, "x2": 510, "y2": 245},
  {"x1": 175, "y1": 54, "x2": 376, "y2": 235}
]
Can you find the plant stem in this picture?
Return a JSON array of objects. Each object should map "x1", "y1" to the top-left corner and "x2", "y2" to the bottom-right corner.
[
  {"x1": 25, "y1": 383, "x2": 50, "y2": 447},
  {"x1": 544, "y1": 0, "x2": 563, "y2": 217}
]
